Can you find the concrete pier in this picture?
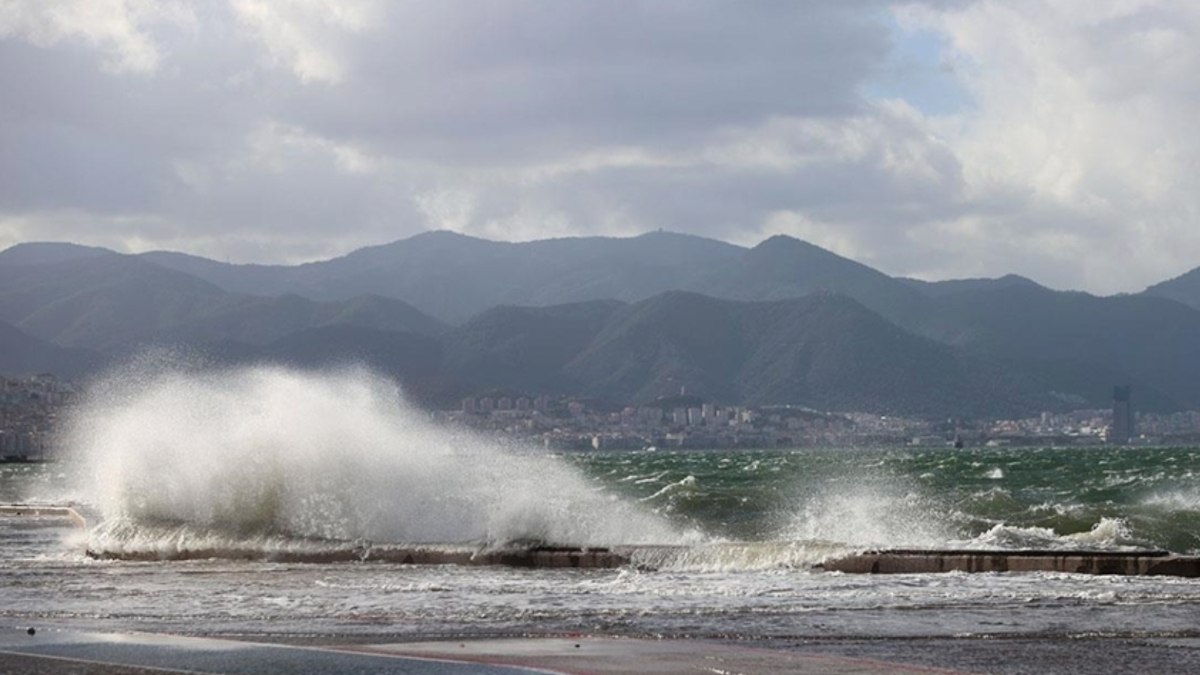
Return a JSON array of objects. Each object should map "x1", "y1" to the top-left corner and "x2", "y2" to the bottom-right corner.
[
  {"x1": 817, "y1": 549, "x2": 1200, "y2": 577},
  {"x1": 0, "y1": 504, "x2": 87, "y2": 529},
  {"x1": 84, "y1": 544, "x2": 638, "y2": 568},
  {"x1": 10, "y1": 504, "x2": 1200, "y2": 577},
  {"x1": 81, "y1": 543, "x2": 1200, "y2": 578}
]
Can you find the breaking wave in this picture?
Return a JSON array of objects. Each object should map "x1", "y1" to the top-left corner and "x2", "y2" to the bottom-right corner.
[
  {"x1": 63, "y1": 362, "x2": 694, "y2": 555},
  {"x1": 52, "y1": 361, "x2": 1196, "y2": 568},
  {"x1": 958, "y1": 517, "x2": 1146, "y2": 551}
]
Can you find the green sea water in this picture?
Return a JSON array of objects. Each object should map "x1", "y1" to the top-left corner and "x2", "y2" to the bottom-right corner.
[{"x1": 569, "y1": 445, "x2": 1200, "y2": 553}]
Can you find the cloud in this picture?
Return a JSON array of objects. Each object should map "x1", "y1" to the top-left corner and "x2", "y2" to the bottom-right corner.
[
  {"x1": 230, "y1": 0, "x2": 380, "y2": 85},
  {"x1": 0, "y1": 0, "x2": 1196, "y2": 292},
  {"x1": 0, "y1": 0, "x2": 195, "y2": 73},
  {"x1": 893, "y1": 0, "x2": 1200, "y2": 291}
]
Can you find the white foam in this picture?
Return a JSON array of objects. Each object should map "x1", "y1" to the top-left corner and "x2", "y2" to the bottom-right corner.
[
  {"x1": 1141, "y1": 489, "x2": 1200, "y2": 512},
  {"x1": 627, "y1": 541, "x2": 855, "y2": 573},
  {"x1": 962, "y1": 517, "x2": 1142, "y2": 550},
  {"x1": 640, "y1": 475, "x2": 698, "y2": 503},
  {"x1": 62, "y1": 362, "x2": 696, "y2": 551},
  {"x1": 785, "y1": 480, "x2": 959, "y2": 549}
]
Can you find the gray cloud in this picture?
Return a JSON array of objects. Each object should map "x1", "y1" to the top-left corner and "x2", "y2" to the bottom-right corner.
[{"x1": 0, "y1": 0, "x2": 1197, "y2": 292}]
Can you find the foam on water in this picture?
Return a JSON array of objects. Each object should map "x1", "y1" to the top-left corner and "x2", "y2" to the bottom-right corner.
[
  {"x1": 960, "y1": 517, "x2": 1145, "y2": 550},
  {"x1": 62, "y1": 362, "x2": 694, "y2": 553},
  {"x1": 1141, "y1": 489, "x2": 1200, "y2": 512},
  {"x1": 49, "y1": 365, "x2": 1192, "y2": 567},
  {"x1": 786, "y1": 479, "x2": 960, "y2": 549},
  {"x1": 628, "y1": 541, "x2": 858, "y2": 572}
]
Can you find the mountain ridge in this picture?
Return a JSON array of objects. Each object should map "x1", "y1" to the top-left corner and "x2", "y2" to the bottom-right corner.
[{"x1": 4, "y1": 233, "x2": 1200, "y2": 415}]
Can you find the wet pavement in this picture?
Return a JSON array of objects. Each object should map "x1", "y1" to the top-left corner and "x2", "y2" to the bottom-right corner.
[{"x1": 0, "y1": 628, "x2": 970, "y2": 674}]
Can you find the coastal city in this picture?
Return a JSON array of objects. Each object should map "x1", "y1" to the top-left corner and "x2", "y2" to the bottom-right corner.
[
  {"x1": 0, "y1": 374, "x2": 75, "y2": 460},
  {"x1": 443, "y1": 389, "x2": 1197, "y2": 450},
  {"x1": 4, "y1": 374, "x2": 1199, "y2": 460}
]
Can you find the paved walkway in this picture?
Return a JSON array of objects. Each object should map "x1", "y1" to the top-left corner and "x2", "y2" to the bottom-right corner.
[
  {"x1": 0, "y1": 628, "x2": 971, "y2": 674},
  {"x1": 360, "y1": 636, "x2": 971, "y2": 674}
]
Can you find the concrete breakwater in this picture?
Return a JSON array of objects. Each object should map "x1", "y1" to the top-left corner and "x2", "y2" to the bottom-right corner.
[
  {"x1": 0, "y1": 503, "x2": 88, "y2": 528},
  {"x1": 816, "y1": 549, "x2": 1200, "y2": 577},
  {"x1": 83, "y1": 542, "x2": 1200, "y2": 577},
  {"x1": 85, "y1": 544, "x2": 633, "y2": 568},
  {"x1": 8, "y1": 505, "x2": 1200, "y2": 577}
]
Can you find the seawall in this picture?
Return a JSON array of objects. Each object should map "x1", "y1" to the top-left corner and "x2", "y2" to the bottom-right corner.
[
  {"x1": 82, "y1": 543, "x2": 1200, "y2": 577},
  {"x1": 817, "y1": 549, "x2": 1200, "y2": 577},
  {"x1": 8, "y1": 505, "x2": 1200, "y2": 577}
]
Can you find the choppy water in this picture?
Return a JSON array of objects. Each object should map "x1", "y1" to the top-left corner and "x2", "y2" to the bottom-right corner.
[
  {"x1": 577, "y1": 444, "x2": 1200, "y2": 555},
  {"x1": 3, "y1": 364, "x2": 1200, "y2": 648}
]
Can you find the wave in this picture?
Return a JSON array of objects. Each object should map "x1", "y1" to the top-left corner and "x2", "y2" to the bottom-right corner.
[
  {"x1": 785, "y1": 480, "x2": 960, "y2": 549},
  {"x1": 82, "y1": 520, "x2": 860, "y2": 572},
  {"x1": 61, "y1": 362, "x2": 696, "y2": 551},
  {"x1": 1140, "y1": 489, "x2": 1200, "y2": 512},
  {"x1": 52, "y1": 361, "x2": 1195, "y2": 567},
  {"x1": 626, "y1": 541, "x2": 858, "y2": 573},
  {"x1": 957, "y1": 517, "x2": 1148, "y2": 551}
]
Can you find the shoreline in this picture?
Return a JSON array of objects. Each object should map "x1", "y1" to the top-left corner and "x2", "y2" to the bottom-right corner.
[
  {"x1": 0, "y1": 627, "x2": 973, "y2": 675},
  {"x1": 7, "y1": 625, "x2": 1200, "y2": 675}
]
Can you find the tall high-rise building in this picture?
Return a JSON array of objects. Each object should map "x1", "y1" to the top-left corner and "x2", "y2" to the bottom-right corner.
[{"x1": 1111, "y1": 385, "x2": 1134, "y2": 445}]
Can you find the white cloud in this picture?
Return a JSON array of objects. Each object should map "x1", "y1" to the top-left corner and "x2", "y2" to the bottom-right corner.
[
  {"x1": 238, "y1": 121, "x2": 380, "y2": 175},
  {"x1": 0, "y1": 0, "x2": 193, "y2": 73},
  {"x1": 230, "y1": 0, "x2": 380, "y2": 84},
  {"x1": 1, "y1": 0, "x2": 1198, "y2": 293},
  {"x1": 897, "y1": 0, "x2": 1200, "y2": 291}
]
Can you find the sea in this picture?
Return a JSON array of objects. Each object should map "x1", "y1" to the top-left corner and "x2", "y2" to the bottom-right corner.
[{"x1": 4, "y1": 364, "x2": 1200, "y2": 673}]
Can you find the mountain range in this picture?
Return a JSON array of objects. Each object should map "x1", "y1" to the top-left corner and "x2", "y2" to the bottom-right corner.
[{"x1": 4, "y1": 230, "x2": 1200, "y2": 417}]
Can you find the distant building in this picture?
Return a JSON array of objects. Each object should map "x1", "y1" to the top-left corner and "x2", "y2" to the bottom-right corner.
[
  {"x1": 639, "y1": 406, "x2": 663, "y2": 424},
  {"x1": 1111, "y1": 385, "x2": 1135, "y2": 444}
]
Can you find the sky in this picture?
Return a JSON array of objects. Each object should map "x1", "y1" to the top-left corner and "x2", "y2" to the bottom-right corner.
[{"x1": 1, "y1": 0, "x2": 1198, "y2": 294}]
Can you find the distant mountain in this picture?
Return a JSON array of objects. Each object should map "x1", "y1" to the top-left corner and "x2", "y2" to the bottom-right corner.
[
  {"x1": 901, "y1": 273, "x2": 1042, "y2": 298},
  {"x1": 0, "y1": 242, "x2": 114, "y2": 267},
  {"x1": 0, "y1": 252, "x2": 232, "y2": 350},
  {"x1": 443, "y1": 300, "x2": 624, "y2": 393},
  {"x1": 144, "y1": 230, "x2": 741, "y2": 322},
  {"x1": 1143, "y1": 266, "x2": 1200, "y2": 311},
  {"x1": 263, "y1": 324, "x2": 443, "y2": 380},
  {"x1": 139, "y1": 230, "x2": 934, "y2": 327},
  {"x1": 137, "y1": 250, "x2": 292, "y2": 297},
  {"x1": 156, "y1": 293, "x2": 447, "y2": 347},
  {"x1": 0, "y1": 319, "x2": 101, "y2": 377},
  {"x1": 8, "y1": 233, "x2": 1200, "y2": 416},
  {"x1": 562, "y1": 291, "x2": 1048, "y2": 417},
  {"x1": 168, "y1": 326, "x2": 454, "y2": 407},
  {"x1": 0, "y1": 251, "x2": 446, "y2": 352},
  {"x1": 691, "y1": 235, "x2": 932, "y2": 328},
  {"x1": 157, "y1": 292, "x2": 1048, "y2": 417},
  {"x1": 922, "y1": 285, "x2": 1200, "y2": 410}
]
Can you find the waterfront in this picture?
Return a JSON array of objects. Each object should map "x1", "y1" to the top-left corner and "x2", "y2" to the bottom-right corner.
[
  {"x1": 5, "y1": 366, "x2": 1200, "y2": 673},
  {"x1": 7, "y1": 443, "x2": 1200, "y2": 673}
]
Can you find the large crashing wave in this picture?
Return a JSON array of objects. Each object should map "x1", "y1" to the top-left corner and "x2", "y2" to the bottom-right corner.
[{"x1": 62, "y1": 362, "x2": 691, "y2": 551}]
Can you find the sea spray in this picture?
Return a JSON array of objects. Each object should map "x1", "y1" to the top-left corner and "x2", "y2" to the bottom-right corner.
[
  {"x1": 62, "y1": 362, "x2": 693, "y2": 553},
  {"x1": 785, "y1": 475, "x2": 961, "y2": 549},
  {"x1": 962, "y1": 517, "x2": 1145, "y2": 550}
]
